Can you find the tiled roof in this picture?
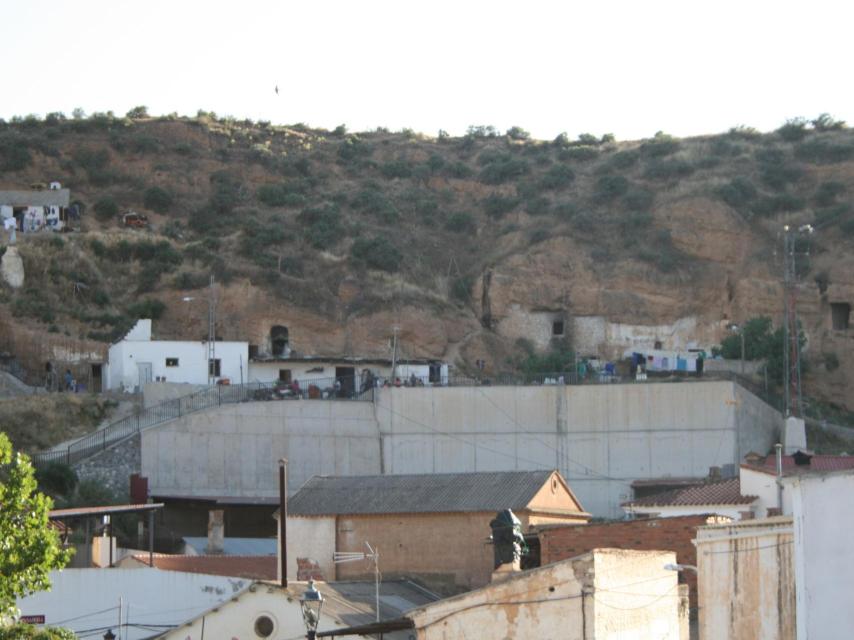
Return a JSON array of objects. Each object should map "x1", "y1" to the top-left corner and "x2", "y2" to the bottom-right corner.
[
  {"x1": 622, "y1": 478, "x2": 757, "y2": 508},
  {"x1": 289, "y1": 470, "x2": 565, "y2": 516},
  {"x1": 131, "y1": 554, "x2": 277, "y2": 580},
  {"x1": 744, "y1": 453, "x2": 854, "y2": 476}
]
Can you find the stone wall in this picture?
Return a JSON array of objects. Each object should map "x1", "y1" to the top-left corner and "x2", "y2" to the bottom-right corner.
[{"x1": 73, "y1": 434, "x2": 140, "y2": 497}]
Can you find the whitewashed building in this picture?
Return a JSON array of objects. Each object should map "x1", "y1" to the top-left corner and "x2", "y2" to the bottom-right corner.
[{"x1": 106, "y1": 320, "x2": 249, "y2": 391}]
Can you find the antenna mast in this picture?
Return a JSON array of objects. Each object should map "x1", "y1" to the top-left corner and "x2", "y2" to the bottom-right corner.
[{"x1": 782, "y1": 224, "x2": 813, "y2": 417}]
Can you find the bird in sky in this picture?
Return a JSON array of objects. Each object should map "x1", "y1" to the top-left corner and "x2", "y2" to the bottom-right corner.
[{"x1": 275, "y1": 85, "x2": 279, "y2": 95}]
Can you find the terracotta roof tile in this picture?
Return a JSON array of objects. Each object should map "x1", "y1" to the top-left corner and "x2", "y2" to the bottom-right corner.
[
  {"x1": 622, "y1": 478, "x2": 757, "y2": 508},
  {"x1": 131, "y1": 554, "x2": 277, "y2": 580},
  {"x1": 759, "y1": 453, "x2": 854, "y2": 474}
]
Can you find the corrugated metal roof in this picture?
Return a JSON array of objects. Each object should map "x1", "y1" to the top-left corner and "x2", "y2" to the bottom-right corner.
[
  {"x1": 0, "y1": 189, "x2": 70, "y2": 207},
  {"x1": 49, "y1": 503, "x2": 164, "y2": 519},
  {"x1": 288, "y1": 470, "x2": 558, "y2": 516},
  {"x1": 622, "y1": 478, "x2": 757, "y2": 508},
  {"x1": 183, "y1": 536, "x2": 277, "y2": 556}
]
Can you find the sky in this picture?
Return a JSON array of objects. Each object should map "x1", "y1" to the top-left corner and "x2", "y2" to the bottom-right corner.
[{"x1": 3, "y1": 0, "x2": 854, "y2": 142}]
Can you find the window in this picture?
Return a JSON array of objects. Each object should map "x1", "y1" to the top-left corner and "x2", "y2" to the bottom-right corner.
[
  {"x1": 278, "y1": 369, "x2": 292, "y2": 383},
  {"x1": 270, "y1": 325, "x2": 289, "y2": 356},
  {"x1": 552, "y1": 320, "x2": 564, "y2": 336},
  {"x1": 165, "y1": 358, "x2": 179, "y2": 367},
  {"x1": 831, "y1": 303, "x2": 850, "y2": 330},
  {"x1": 208, "y1": 358, "x2": 221, "y2": 377},
  {"x1": 248, "y1": 344, "x2": 259, "y2": 359},
  {"x1": 254, "y1": 615, "x2": 275, "y2": 638}
]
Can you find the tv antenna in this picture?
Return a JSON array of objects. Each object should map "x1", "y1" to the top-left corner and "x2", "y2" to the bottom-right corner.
[{"x1": 333, "y1": 542, "x2": 381, "y2": 622}]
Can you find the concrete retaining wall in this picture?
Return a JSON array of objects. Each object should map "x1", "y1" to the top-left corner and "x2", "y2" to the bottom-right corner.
[{"x1": 140, "y1": 381, "x2": 782, "y2": 517}]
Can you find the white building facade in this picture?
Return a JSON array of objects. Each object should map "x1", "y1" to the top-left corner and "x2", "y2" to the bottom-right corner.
[{"x1": 107, "y1": 320, "x2": 248, "y2": 391}]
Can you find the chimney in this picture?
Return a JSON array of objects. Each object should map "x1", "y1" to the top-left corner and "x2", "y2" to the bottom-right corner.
[{"x1": 206, "y1": 510, "x2": 224, "y2": 554}]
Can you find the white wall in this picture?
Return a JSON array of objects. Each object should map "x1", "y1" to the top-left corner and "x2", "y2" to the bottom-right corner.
[
  {"x1": 786, "y1": 469, "x2": 854, "y2": 640},
  {"x1": 248, "y1": 360, "x2": 447, "y2": 386},
  {"x1": 159, "y1": 584, "x2": 345, "y2": 640},
  {"x1": 279, "y1": 515, "x2": 336, "y2": 581},
  {"x1": 408, "y1": 549, "x2": 680, "y2": 640},
  {"x1": 625, "y1": 503, "x2": 753, "y2": 520},
  {"x1": 142, "y1": 400, "x2": 381, "y2": 499},
  {"x1": 108, "y1": 340, "x2": 248, "y2": 390},
  {"x1": 695, "y1": 517, "x2": 795, "y2": 640},
  {"x1": 17, "y1": 569, "x2": 249, "y2": 640},
  {"x1": 376, "y1": 381, "x2": 780, "y2": 518},
  {"x1": 739, "y1": 466, "x2": 794, "y2": 518}
]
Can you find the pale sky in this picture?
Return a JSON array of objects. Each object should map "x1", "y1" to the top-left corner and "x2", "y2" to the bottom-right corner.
[{"x1": 3, "y1": 0, "x2": 853, "y2": 141}]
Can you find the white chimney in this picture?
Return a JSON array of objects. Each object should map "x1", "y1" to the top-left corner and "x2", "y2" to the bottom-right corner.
[{"x1": 206, "y1": 510, "x2": 224, "y2": 554}]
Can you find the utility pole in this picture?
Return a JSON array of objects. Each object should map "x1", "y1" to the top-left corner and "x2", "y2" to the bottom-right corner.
[
  {"x1": 782, "y1": 224, "x2": 813, "y2": 417},
  {"x1": 279, "y1": 459, "x2": 288, "y2": 588},
  {"x1": 390, "y1": 326, "x2": 400, "y2": 382},
  {"x1": 207, "y1": 275, "x2": 216, "y2": 386}
]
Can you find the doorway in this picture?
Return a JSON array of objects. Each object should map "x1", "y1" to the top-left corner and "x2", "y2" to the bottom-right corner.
[
  {"x1": 137, "y1": 362, "x2": 153, "y2": 390},
  {"x1": 90, "y1": 364, "x2": 103, "y2": 393},
  {"x1": 335, "y1": 367, "x2": 355, "y2": 398}
]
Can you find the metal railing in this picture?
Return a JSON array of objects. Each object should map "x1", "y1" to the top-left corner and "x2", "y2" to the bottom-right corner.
[
  {"x1": 31, "y1": 375, "x2": 375, "y2": 468},
  {"x1": 31, "y1": 367, "x2": 785, "y2": 468}
]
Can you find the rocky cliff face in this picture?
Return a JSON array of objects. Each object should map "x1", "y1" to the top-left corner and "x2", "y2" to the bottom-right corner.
[{"x1": 1, "y1": 115, "x2": 853, "y2": 408}]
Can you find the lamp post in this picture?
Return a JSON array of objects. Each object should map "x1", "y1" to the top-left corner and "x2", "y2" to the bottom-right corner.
[
  {"x1": 300, "y1": 580, "x2": 324, "y2": 640},
  {"x1": 103, "y1": 630, "x2": 116, "y2": 640}
]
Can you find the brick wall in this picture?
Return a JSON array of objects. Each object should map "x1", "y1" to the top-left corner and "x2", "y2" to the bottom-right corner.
[{"x1": 539, "y1": 514, "x2": 714, "y2": 612}]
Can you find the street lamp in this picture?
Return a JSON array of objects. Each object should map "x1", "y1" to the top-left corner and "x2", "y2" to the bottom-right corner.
[
  {"x1": 103, "y1": 630, "x2": 116, "y2": 640},
  {"x1": 300, "y1": 579, "x2": 324, "y2": 640}
]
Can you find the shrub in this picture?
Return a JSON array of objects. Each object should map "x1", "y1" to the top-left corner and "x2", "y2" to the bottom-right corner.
[
  {"x1": 445, "y1": 212, "x2": 476, "y2": 233},
  {"x1": 594, "y1": 175, "x2": 630, "y2": 200},
  {"x1": 526, "y1": 195, "x2": 551, "y2": 215},
  {"x1": 93, "y1": 197, "x2": 119, "y2": 221},
  {"x1": 558, "y1": 146, "x2": 598, "y2": 162},
  {"x1": 814, "y1": 181, "x2": 846, "y2": 206},
  {"x1": 718, "y1": 177, "x2": 757, "y2": 209},
  {"x1": 756, "y1": 148, "x2": 803, "y2": 190},
  {"x1": 620, "y1": 210, "x2": 653, "y2": 232},
  {"x1": 208, "y1": 171, "x2": 242, "y2": 215},
  {"x1": 640, "y1": 132, "x2": 679, "y2": 157},
  {"x1": 529, "y1": 228, "x2": 550, "y2": 244},
  {"x1": 506, "y1": 126, "x2": 530, "y2": 140},
  {"x1": 128, "y1": 298, "x2": 166, "y2": 320},
  {"x1": 143, "y1": 186, "x2": 173, "y2": 212},
  {"x1": 447, "y1": 161, "x2": 474, "y2": 178},
  {"x1": 643, "y1": 158, "x2": 694, "y2": 180},
  {"x1": 450, "y1": 275, "x2": 473, "y2": 302},
  {"x1": 540, "y1": 164, "x2": 575, "y2": 189},
  {"x1": 794, "y1": 139, "x2": 854, "y2": 164},
  {"x1": 35, "y1": 463, "x2": 78, "y2": 498},
  {"x1": 298, "y1": 204, "x2": 341, "y2": 249},
  {"x1": 0, "y1": 133, "x2": 32, "y2": 171},
  {"x1": 811, "y1": 113, "x2": 846, "y2": 131},
  {"x1": 482, "y1": 194, "x2": 519, "y2": 218},
  {"x1": 351, "y1": 236, "x2": 402, "y2": 272},
  {"x1": 814, "y1": 203, "x2": 850, "y2": 227},
  {"x1": 623, "y1": 188, "x2": 654, "y2": 211},
  {"x1": 478, "y1": 153, "x2": 529, "y2": 184},
  {"x1": 466, "y1": 125, "x2": 499, "y2": 138},
  {"x1": 553, "y1": 202, "x2": 578, "y2": 220},
  {"x1": 351, "y1": 187, "x2": 398, "y2": 223},
  {"x1": 337, "y1": 136, "x2": 373, "y2": 162},
  {"x1": 380, "y1": 160, "x2": 412, "y2": 179},
  {"x1": 777, "y1": 117, "x2": 809, "y2": 142},
  {"x1": 753, "y1": 193, "x2": 805, "y2": 216},
  {"x1": 173, "y1": 271, "x2": 210, "y2": 289},
  {"x1": 0, "y1": 623, "x2": 77, "y2": 639},
  {"x1": 824, "y1": 352, "x2": 840, "y2": 371}
]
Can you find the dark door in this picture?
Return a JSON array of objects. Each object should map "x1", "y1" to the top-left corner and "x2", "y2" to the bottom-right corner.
[
  {"x1": 335, "y1": 367, "x2": 355, "y2": 398},
  {"x1": 90, "y1": 364, "x2": 103, "y2": 393}
]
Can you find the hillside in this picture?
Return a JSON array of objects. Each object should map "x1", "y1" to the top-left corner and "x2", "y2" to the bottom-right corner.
[{"x1": 2, "y1": 111, "x2": 854, "y2": 411}]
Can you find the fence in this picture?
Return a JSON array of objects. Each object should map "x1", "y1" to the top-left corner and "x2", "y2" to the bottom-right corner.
[{"x1": 32, "y1": 376, "x2": 375, "y2": 468}]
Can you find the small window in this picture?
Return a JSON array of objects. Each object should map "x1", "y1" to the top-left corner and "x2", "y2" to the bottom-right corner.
[
  {"x1": 165, "y1": 358, "x2": 179, "y2": 367},
  {"x1": 831, "y1": 303, "x2": 850, "y2": 330},
  {"x1": 278, "y1": 369, "x2": 292, "y2": 383},
  {"x1": 208, "y1": 359, "x2": 221, "y2": 377},
  {"x1": 248, "y1": 344, "x2": 259, "y2": 359},
  {"x1": 552, "y1": 320, "x2": 564, "y2": 336},
  {"x1": 254, "y1": 615, "x2": 275, "y2": 638}
]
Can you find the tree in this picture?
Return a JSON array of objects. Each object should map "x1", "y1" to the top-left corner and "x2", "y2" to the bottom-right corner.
[
  {"x1": 93, "y1": 197, "x2": 119, "y2": 221},
  {"x1": 0, "y1": 433, "x2": 71, "y2": 618}
]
